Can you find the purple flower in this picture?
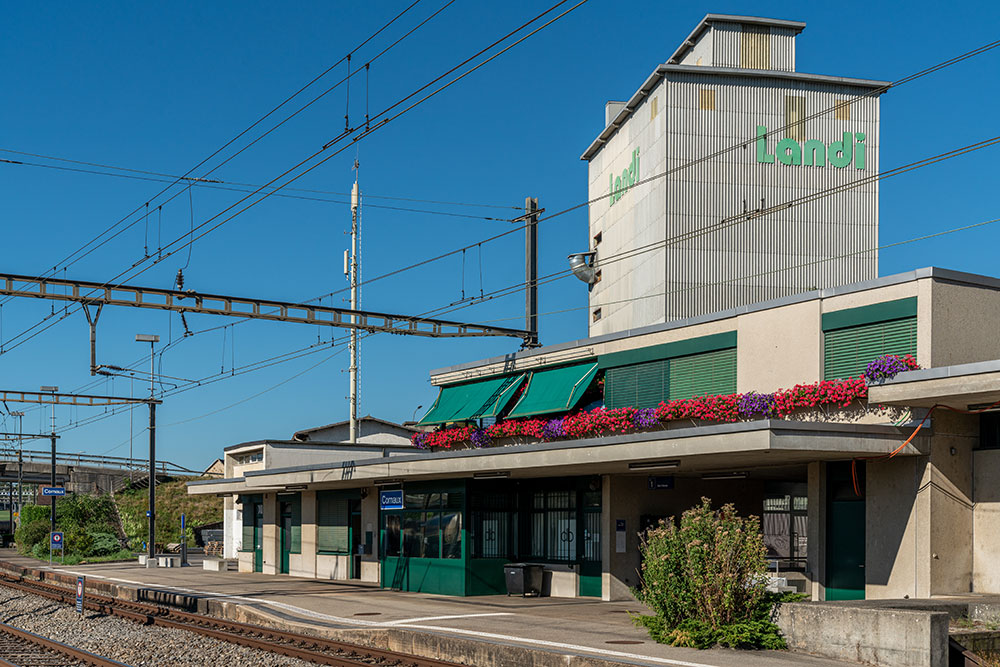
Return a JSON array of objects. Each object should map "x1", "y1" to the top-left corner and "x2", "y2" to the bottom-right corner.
[
  {"x1": 738, "y1": 392, "x2": 775, "y2": 418},
  {"x1": 633, "y1": 408, "x2": 658, "y2": 429},
  {"x1": 542, "y1": 418, "x2": 566, "y2": 440},
  {"x1": 864, "y1": 355, "x2": 915, "y2": 384},
  {"x1": 470, "y1": 429, "x2": 491, "y2": 448},
  {"x1": 412, "y1": 433, "x2": 428, "y2": 449}
]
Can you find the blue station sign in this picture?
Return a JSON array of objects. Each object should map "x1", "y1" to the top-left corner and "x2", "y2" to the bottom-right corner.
[
  {"x1": 42, "y1": 486, "x2": 66, "y2": 497},
  {"x1": 379, "y1": 489, "x2": 404, "y2": 511}
]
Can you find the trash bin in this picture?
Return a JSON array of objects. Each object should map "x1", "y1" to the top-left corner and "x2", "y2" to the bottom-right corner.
[{"x1": 504, "y1": 563, "x2": 543, "y2": 597}]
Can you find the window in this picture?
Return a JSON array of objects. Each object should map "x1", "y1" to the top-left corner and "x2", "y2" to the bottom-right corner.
[
  {"x1": 470, "y1": 490, "x2": 518, "y2": 559},
  {"x1": 979, "y1": 413, "x2": 1000, "y2": 450},
  {"x1": 649, "y1": 95, "x2": 658, "y2": 121},
  {"x1": 604, "y1": 347, "x2": 736, "y2": 408},
  {"x1": 593, "y1": 231, "x2": 602, "y2": 247},
  {"x1": 823, "y1": 318, "x2": 917, "y2": 381},
  {"x1": 592, "y1": 308, "x2": 602, "y2": 323},
  {"x1": 529, "y1": 490, "x2": 577, "y2": 561},
  {"x1": 740, "y1": 24, "x2": 771, "y2": 70},
  {"x1": 383, "y1": 489, "x2": 463, "y2": 560},
  {"x1": 317, "y1": 491, "x2": 350, "y2": 553},
  {"x1": 834, "y1": 99, "x2": 851, "y2": 121},
  {"x1": 763, "y1": 493, "x2": 808, "y2": 569},
  {"x1": 699, "y1": 89, "x2": 716, "y2": 111},
  {"x1": 785, "y1": 96, "x2": 806, "y2": 141},
  {"x1": 233, "y1": 451, "x2": 263, "y2": 465}
]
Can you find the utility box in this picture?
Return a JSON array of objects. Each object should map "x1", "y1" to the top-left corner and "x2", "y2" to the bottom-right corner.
[{"x1": 504, "y1": 563, "x2": 543, "y2": 597}]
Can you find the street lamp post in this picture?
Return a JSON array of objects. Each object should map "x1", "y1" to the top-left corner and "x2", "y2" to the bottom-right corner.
[
  {"x1": 39, "y1": 387, "x2": 58, "y2": 532},
  {"x1": 136, "y1": 334, "x2": 159, "y2": 561}
]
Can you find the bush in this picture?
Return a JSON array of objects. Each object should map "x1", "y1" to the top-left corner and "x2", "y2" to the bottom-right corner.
[
  {"x1": 31, "y1": 540, "x2": 49, "y2": 559},
  {"x1": 87, "y1": 532, "x2": 121, "y2": 557},
  {"x1": 15, "y1": 519, "x2": 50, "y2": 554},
  {"x1": 65, "y1": 529, "x2": 93, "y2": 556},
  {"x1": 19, "y1": 504, "x2": 50, "y2": 526},
  {"x1": 633, "y1": 497, "x2": 788, "y2": 650}
]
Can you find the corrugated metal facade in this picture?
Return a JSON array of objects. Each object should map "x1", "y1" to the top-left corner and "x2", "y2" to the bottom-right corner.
[{"x1": 661, "y1": 72, "x2": 879, "y2": 322}]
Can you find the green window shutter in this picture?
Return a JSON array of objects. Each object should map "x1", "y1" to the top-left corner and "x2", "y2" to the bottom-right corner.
[
  {"x1": 823, "y1": 317, "x2": 917, "y2": 381},
  {"x1": 290, "y1": 494, "x2": 302, "y2": 553},
  {"x1": 241, "y1": 505, "x2": 254, "y2": 552},
  {"x1": 605, "y1": 359, "x2": 669, "y2": 409},
  {"x1": 317, "y1": 492, "x2": 349, "y2": 553},
  {"x1": 668, "y1": 348, "x2": 737, "y2": 400},
  {"x1": 634, "y1": 359, "x2": 669, "y2": 408}
]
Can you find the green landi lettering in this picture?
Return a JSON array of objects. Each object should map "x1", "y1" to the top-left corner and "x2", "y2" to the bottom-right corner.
[
  {"x1": 756, "y1": 125, "x2": 865, "y2": 170},
  {"x1": 609, "y1": 148, "x2": 640, "y2": 207}
]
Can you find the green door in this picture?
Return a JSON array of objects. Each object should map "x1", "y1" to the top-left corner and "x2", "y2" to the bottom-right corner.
[
  {"x1": 826, "y1": 462, "x2": 865, "y2": 600},
  {"x1": 578, "y1": 508, "x2": 602, "y2": 597},
  {"x1": 280, "y1": 501, "x2": 292, "y2": 574},
  {"x1": 253, "y1": 503, "x2": 263, "y2": 572}
]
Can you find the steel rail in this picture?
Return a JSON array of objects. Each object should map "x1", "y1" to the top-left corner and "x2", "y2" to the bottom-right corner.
[
  {"x1": 0, "y1": 620, "x2": 129, "y2": 667},
  {"x1": 0, "y1": 570, "x2": 467, "y2": 667}
]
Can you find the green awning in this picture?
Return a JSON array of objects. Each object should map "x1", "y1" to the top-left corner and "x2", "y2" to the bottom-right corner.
[
  {"x1": 418, "y1": 373, "x2": 526, "y2": 425},
  {"x1": 506, "y1": 362, "x2": 599, "y2": 418}
]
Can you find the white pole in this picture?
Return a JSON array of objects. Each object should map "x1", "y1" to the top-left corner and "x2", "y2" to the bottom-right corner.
[{"x1": 349, "y1": 166, "x2": 360, "y2": 444}]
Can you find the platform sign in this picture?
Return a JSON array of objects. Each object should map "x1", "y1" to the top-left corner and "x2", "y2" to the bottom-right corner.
[
  {"x1": 50, "y1": 531, "x2": 64, "y2": 549},
  {"x1": 41, "y1": 486, "x2": 66, "y2": 497},
  {"x1": 75, "y1": 576, "x2": 85, "y2": 614},
  {"x1": 379, "y1": 489, "x2": 404, "y2": 510},
  {"x1": 647, "y1": 476, "x2": 674, "y2": 490}
]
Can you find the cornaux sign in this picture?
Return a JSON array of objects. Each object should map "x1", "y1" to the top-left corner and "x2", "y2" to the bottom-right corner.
[
  {"x1": 609, "y1": 148, "x2": 639, "y2": 206},
  {"x1": 756, "y1": 125, "x2": 866, "y2": 170}
]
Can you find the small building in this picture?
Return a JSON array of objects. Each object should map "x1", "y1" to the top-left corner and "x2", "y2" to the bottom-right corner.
[
  {"x1": 202, "y1": 459, "x2": 224, "y2": 477},
  {"x1": 211, "y1": 418, "x2": 416, "y2": 563}
]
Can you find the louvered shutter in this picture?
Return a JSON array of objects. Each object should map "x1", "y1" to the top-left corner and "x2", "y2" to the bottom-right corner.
[
  {"x1": 317, "y1": 492, "x2": 350, "y2": 553},
  {"x1": 823, "y1": 318, "x2": 917, "y2": 381},
  {"x1": 669, "y1": 348, "x2": 737, "y2": 399}
]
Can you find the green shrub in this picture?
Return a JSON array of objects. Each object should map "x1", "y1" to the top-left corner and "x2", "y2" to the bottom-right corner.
[
  {"x1": 65, "y1": 529, "x2": 93, "y2": 556},
  {"x1": 633, "y1": 497, "x2": 788, "y2": 650},
  {"x1": 31, "y1": 541, "x2": 49, "y2": 559},
  {"x1": 19, "y1": 504, "x2": 50, "y2": 526},
  {"x1": 87, "y1": 532, "x2": 121, "y2": 557},
  {"x1": 15, "y1": 519, "x2": 50, "y2": 554}
]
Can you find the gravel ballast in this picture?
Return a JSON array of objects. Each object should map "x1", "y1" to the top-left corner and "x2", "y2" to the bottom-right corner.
[{"x1": 0, "y1": 586, "x2": 315, "y2": 667}]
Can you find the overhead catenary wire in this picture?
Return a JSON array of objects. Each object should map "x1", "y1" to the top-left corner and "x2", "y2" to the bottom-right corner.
[
  {"x1": 0, "y1": 0, "x2": 589, "y2": 357},
  {"x1": 0, "y1": 0, "x2": 439, "y2": 311}
]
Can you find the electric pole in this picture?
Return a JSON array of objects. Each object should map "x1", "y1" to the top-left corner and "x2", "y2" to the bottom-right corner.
[
  {"x1": 11, "y1": 411, "x2": 23, "y2": 527},
  {"x1": 40, "y1": 386, "x2": 58, "y2": 532},
  {"x1": 348, "y1": 163, "x2": 361, "y2": 443},
  {"x1": 525, "y1": 197, "x2": 540, "y2": 348},
  {"x1": 136, "y1": 334, "x2": 159, "y2": 560}
]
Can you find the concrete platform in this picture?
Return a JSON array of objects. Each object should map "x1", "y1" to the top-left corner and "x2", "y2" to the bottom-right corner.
[{"x1": 0, "y1": 551, "x2": 854, "y2": 667}]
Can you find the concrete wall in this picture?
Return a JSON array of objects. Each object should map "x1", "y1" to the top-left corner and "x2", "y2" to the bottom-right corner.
[
  {"x1": 930, "y1": 281, "x2": 1000, "y2": 368},
  {"x1": 777, "y1": 603, "x2": 949, "y2": 667},
  {"x1": 737, "y1": 299, "x2": 821, "y2": 391},
  {"x1": 866, "y1": 412, "x2": 976, "y2": 599},
  {"x1": 262, "y1": 493, "x2": 277, "y2": 575},
  {"x1": 974, "y1": 449, "x2": 1000, "y2": 593},
  {"x1": 587, "y1": 78, "x2": 667, "y2": 336}
]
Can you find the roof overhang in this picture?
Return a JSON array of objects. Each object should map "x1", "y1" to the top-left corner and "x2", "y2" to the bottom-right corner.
[
  {"x1": 870, "y1": 360, "x2": 1000, "y2": 410},
  {"x1": 667, "y1": 14, "x2": 806, "y2": 65},
  {"x1": 188, "y1": 420, "x2": 927, "y2": 495},
  {"x1": 581, "y1": 64, "x2": 890, "y2": 161}
]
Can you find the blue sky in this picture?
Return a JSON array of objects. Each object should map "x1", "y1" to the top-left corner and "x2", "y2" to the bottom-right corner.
[{"x1": 1, "y1": 1, "x2": 998, "y2": 468}]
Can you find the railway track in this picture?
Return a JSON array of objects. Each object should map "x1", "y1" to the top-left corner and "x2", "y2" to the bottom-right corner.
[
  {"x1": 0, "y1": 569, "x2": 466, "y2": 667},
  {"x1": 0, "y1": 620, "x2": 128, "y2": 667}
]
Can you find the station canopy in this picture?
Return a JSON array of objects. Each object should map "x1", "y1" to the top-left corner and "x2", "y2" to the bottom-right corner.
[
  {"x1": 418, "y1": 373, "x2": 527, "y2": 425},
  {"x1": 506, "y1": 362, "x2": 598, "y2": 418}
]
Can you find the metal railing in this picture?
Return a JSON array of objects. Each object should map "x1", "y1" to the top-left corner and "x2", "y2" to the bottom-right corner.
[{"x1": 0, "y1": 448, "x2": 199, "y2": 475}]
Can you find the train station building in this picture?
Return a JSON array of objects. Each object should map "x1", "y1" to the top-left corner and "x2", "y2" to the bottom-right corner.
[{"x1": 188, "y1": 15, "x2": 1000, "y2": 603}]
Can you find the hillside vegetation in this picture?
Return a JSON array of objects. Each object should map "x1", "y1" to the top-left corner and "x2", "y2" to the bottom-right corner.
[
  {"x1": 13, "y1": 494, "x2": 130, "y2": 565},
  {"x1": 116, "y1": 476, "x2": 222, "y2": 549}
]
